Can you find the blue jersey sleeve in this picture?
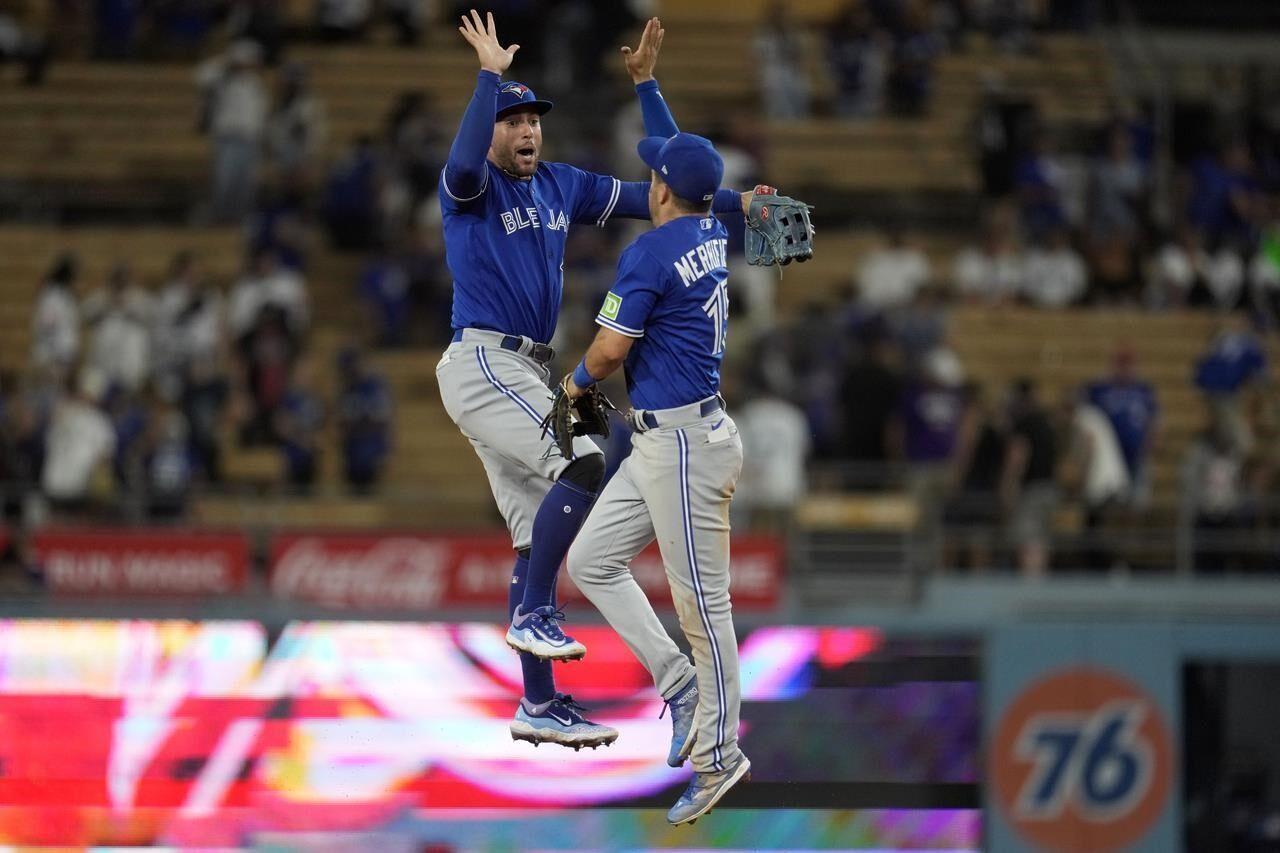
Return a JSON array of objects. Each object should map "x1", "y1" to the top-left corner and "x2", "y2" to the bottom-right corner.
[
  {"x1": 442, "y1": 71, "x2": 499, "y2": 205},
  {"x1": 595, "y1": 244, "x2": 666, "y2": 338},
  {"x1": 566, "y1": 166, "x2": 650, "y2": 225},
  {"x1": 635, "y1": 80, "x2": 679, "y2": 137}
]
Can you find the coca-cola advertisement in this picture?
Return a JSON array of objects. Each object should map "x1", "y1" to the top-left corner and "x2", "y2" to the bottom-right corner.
[
  {"x1": 34, "y1": 529, "x2": 251, "y2": 596},
  {"x1": 270, "y1": 532, "x2": 783, "y2": 611}
]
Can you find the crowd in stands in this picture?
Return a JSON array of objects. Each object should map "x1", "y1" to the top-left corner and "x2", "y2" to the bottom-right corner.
[
  {"x1": 2, "y1": 2, "x2": 1278, "y2": 576},
  {"x1": 19, "y1": 242, "x2": 393, "y2": 528}
]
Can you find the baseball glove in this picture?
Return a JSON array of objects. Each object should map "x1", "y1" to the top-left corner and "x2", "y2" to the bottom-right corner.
[
  {"x1": 745, "y1": 184, "x2": 815, "y2": 267},
  {"x1": 541, "y1": 376, "x2": 617, "y2": 461}
]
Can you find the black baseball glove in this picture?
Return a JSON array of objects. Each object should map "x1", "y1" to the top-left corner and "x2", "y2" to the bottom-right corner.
[
  {"x1": 541, "y1": 376, "x2": 617, "y2": 461},
  {"x1": 745, "y1": 184, "x2": 815, "y2": 267}
]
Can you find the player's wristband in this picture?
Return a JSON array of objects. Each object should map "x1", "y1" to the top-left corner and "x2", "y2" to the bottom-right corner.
[{"x1": 572, "y1": 359, "x2": 598, "y2": 390}]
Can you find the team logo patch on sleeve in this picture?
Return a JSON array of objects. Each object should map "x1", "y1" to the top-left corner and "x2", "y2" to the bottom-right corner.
[{"x1": 600, "y1": 292, "x2": 623, "y2": 320}]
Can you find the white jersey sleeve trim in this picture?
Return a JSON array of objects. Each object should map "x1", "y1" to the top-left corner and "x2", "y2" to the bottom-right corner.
[
  {"x1": 441, "y1": 165, "x2": 489, "y2": 203},
  {"x1": 595, "y1": 315, "x2": 644, "y2": 338},
  {"x1": 596, "y1": 178, "x2": 621, "y2": 227}
]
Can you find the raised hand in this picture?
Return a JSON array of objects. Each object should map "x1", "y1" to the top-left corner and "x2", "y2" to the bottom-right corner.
[
  {"x1": 620, "y1": 17, "x2": 664, "y2": 84},
  {"x1": 458, "y1": 9, "x2": 519, "y2": 75}
]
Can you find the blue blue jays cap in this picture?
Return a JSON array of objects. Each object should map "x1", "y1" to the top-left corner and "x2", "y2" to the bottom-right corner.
[
  {"x1": 495, "y1": 81, "x2": 553, "y2": 120},
  {"x1": 637, "y1": 133, "x2": 724, "y2": 204}
]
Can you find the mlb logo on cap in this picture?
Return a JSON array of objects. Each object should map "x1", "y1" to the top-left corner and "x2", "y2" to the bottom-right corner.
[{"x1": 495, "y1": 80, "x2": 554, "y2": 120}]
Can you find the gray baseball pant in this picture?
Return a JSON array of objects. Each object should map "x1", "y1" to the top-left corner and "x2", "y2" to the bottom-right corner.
[
  {"x1": 567, "y1": 400, "x2": 744, "y2": 773},
  {"x1": 435, "y1": 329, "x2": 602, "y2": 551}
]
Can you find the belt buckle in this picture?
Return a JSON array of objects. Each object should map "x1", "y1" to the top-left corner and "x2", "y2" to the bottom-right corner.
[{"x1": 532, "y1": 343, "x2": 554, "y2": 363}]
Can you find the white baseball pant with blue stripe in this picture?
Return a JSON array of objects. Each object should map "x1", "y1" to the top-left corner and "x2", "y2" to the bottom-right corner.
[
  {"x1": 567, "y1": 402, "x2": 744, "y2": 774},
  {"x1": 436, "y1": 329, "x2": 603, "y2": 551}
]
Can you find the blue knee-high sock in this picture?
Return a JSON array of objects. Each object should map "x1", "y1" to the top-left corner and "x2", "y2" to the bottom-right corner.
[
  {"x1": 509, "y1": 552, "x2": 555, "y2": 704},
  {"x1": 522, "y1": 478, "x2": 597, "y2": 612}
]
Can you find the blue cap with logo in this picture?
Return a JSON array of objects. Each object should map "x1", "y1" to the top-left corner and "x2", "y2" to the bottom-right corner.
[
  {"x1": 495, "y1": 81, "x2": 553, "y2": 119},
  {"x1": 636, "y1": 133, "x2": 724, "y2": 204}
]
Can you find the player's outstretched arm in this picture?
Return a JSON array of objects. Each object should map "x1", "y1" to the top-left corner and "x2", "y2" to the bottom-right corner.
[
  {"x1": 443, "y1": 10, "x2": 519, "y2": 201},
  {"x1": 623, "y1": 17, "x2": 679, "y2": 138}
]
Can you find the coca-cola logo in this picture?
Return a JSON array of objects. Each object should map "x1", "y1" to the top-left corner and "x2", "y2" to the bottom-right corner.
[{"x1": 273, "y1": 538, "x2": 449, "y2": 610}]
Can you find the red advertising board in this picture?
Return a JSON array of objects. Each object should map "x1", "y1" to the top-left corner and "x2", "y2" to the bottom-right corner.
[
  {"x1": 34, "y1": 528, "x2": 251, "y2": 595},
  {"x1": 270, "y1": 532, "x2": 783, "y2": 611}
]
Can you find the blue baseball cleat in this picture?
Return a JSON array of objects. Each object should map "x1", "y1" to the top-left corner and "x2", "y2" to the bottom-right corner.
[
  {"x1": 509, "y1": 694, "x2": 619, "y2": 750},
  {"x1": 667, "y1": 755, "x2": 752, "y2": 825},
  {"x1": 663, "y1": 677, "x2": 699, "y2": 767},
  {"x1": 506, "y1": 604, "x2": 587, "y2": 661}
]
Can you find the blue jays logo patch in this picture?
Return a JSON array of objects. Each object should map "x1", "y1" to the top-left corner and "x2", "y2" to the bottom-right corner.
[{"x1": 502, "y1": 83, "x2": 529, "y2": 96}]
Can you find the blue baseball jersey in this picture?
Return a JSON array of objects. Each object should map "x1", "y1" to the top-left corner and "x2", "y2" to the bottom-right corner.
[
  {"x1": 596, "y1": 215, "x2": 730, "y2": 411},
  {"x1": 440, "y1": 161, "x2": 636, "y2": 344}
]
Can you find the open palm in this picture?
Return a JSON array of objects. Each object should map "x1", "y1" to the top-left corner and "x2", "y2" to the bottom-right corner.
[{"x1": 458, "y1": 9, "x2": 519, "y2": 74}]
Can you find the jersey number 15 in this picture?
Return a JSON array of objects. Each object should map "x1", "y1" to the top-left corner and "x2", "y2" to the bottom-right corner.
[{"x1": 702, "y1": 280, "x2": 729, "y2": 356}]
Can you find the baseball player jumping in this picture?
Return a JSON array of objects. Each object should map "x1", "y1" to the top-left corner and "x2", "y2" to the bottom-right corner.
[
  {"x1": 436, "y1": 12, "x2": 759, "y2": 750},
  {"x1": 554, "y1": 132, "x2": 754, "y2": 825}
]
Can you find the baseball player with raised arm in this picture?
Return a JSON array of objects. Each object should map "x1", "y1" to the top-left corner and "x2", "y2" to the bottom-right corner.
[
  {"x1": 557, "y1": 133, "x2": 750, "y2": 825},
  {"x1": 435, "y1": 11, "x2": 758, "y2": 750}
]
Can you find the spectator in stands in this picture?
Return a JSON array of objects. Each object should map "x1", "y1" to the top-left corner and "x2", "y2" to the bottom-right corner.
[
  {"x1": 30, "y1": 254, "x2": 80, "y2": 381},
  {"x1": 1145, "y1": 224, "x2": 1244, "y2": 311},
  {"x1": 197, "y1": 39, "x2": 268, "y2": 223},
  {"x1": 108, "y1": 386, "x2": 150, "y2": 501},
  {"x1": 734, "y1": 375, "x2": 811, "y2": 530},
  {"x1": 228, "y1": 246, "x2": 309, "y2": 345},
  {"x1": 1193, "y1": 318, "x2": 1268, "y2": 456},
  {"x1": 359, "y1": 245, "x2": 413, "y2": 349},
  {"x1": 248, "y1": 185, "x2": 313, "y2": 272},
  {"x1": 1251, "y1": 212, "x2": 1280, "y2": 330},
  {"x1": 1000, "y1": 378, "x2": 1057, "y2": 577},
  {"x1": 1181, "y1": 419, "x2": 1248, "y2": 574},
  {"x1": 1014, "y1": 128, "x2": 1069, "y2": 245},
  {"x1": 1086, "y1": 345, "x2": 1159, "y2": 510},
  {"x1": 1187, "y1": 139, "x2": 1264, "y2": 247},
  {"x1": 974, "y1": 75, "x2": 1033, "y2": 198},
  {"x1": 945, "y1": 383, "x2": 1007, "y2": 571},
  {"x1": 1060, "y1": 388, "x2": 1130, "y2": 570},
  {"x1": 152, "y1": 251, "x2": 200, "y2": 397},
  {"x1": 889, "y1": 282, "x2": 949, "y2": 370},
  {"x1": 1022, "y1": 226, "x2": 1087, "y2": 308},
  {"x1": 0, "y1": 12, "x2": 50, "y2": 84},
  {"x1": 1145, "y1": 225, "x2": 1200, "y2": 310},
  {"x1": 826, "y1": 0, "x2": 887, "y2": 120},
  {"x1": 837, "y1": 324, "x2": 902, "y2": 488},
  {"x1": 85, "y1": 268, "x2": 152, "y2": 395},
  {"x1": 857, "y1": 227, "x2": 932, "y2": 315},
  {"x1": 385, "y1": 0, "x2": 426, "y2": 46},
  {"x1": 887, "y1": 0, "x2": 942, "y2": 117},
  {"x1": 755, "y1": 0, "x2": 812, "y2": 120},
  {"x1": 952, "y1": 206, "x2": 1024, "y2": 304},
  {"x1": 0, "y1": 381, "x2": 46, "y2": 525},
  {"x1": 385, "y1": 91, "x2": 447, "y2": 210},
  {"x1": 316, "y1": 0, "x2": 371, "y2": 41},
  {"x1": 173, "y1": 284, "x2": 228, "y2": 482},
  {"x1": 336, "y1": 347, "x2": 391, "y2": 493},
  {"x1": 324, "y1": 136, "x2": 385, "y2": 251},
  {"x1": 237, "y1": 303, "x2": 296, "y2": 446},
  {"x1": 266, "y1": 63, "x2": 328, "y2": 192},
  {"x1": 893, "y1": 346, "x2": 967, "y2": 552},
  {"x1": 275, "y1": 357, "x2": 325, "y2": 491},
  {"x1": 141, "y1": 395, "x2": 192, "y2": 520},
  {"x1": 82, "y1": 262, "x2": 153, "y2": 328},
  {"x1": 42, "y1": 369, "x2": 115, "y2": 517},
  {"x1": 1087, "y1": 122, "x2": 1148, "y2": 250}
]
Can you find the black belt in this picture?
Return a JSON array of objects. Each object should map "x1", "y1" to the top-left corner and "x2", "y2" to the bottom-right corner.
[
  {"x1": 640, "y1": 396, "x2": 723, "y2": 430},
  {"x1": 452, "y1": 329, "x2": 555, "y2": 365}
]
